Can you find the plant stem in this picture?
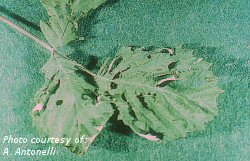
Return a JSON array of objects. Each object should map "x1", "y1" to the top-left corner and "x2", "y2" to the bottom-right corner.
[
  {"x1": 0, "y1": 16, "x2": 54, "y2": 53},
  {"x1": 0, "y1": 16, "x2": 111, "y2": 84},
  {"x1": 0, "y1": 15, "x2": 100, "y2": 78}
]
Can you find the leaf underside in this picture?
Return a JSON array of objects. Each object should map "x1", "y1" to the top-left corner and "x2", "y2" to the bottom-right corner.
[{"x1": 96, "y1": 46, "x2": 223, "y2": 141}]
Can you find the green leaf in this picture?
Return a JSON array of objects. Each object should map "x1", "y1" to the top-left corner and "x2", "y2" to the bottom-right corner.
[
  {"x1": 40, "y1": 0, "x2": 107, "y2": 48},
  {"x1": 32, "y1": 46, "x2": 222, "y2": 155},
  {"x1": 32, "y1": 53, "x2": 113, "y2": 155},
  {"x1": 96, "y1": 46, "x2": 223, "y2": 141},
  {"x1": 40, "y1": 1, "x2": 77, "y2": 49},
  {"x1": 71, "y1": 0, "x2": 107, "y2": 16}
]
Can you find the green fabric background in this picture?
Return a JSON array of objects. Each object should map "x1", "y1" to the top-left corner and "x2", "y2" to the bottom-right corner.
[{"x1": 0, "y1": 0, "x2": 249, "y2": 160}]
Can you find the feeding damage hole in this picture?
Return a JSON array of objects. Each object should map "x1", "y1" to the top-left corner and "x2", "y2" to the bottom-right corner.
[
  {"x1": 110, "y1": 82, "x2": 117, "y2": 89},
  {"x1": 168, "y1": 61, "x2": 178, "y2": 70},
  {"x1": 56, "y1": 100, "x2": 63, "y2": 105}
]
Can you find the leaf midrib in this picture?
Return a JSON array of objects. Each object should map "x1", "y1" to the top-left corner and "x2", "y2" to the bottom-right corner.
[{"x1": 54, "y1": 55, "x2": 83, "y2": 135}]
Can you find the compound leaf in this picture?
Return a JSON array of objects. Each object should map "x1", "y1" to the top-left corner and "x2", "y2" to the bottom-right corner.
[
  {"x1": 32, "y1": 45, "x2": 222, "y2": 155},
  {"x1": 32, "y1": 53, "x2": 113, "y2": 155}
]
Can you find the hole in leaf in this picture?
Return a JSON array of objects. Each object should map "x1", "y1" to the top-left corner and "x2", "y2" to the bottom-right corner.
[
  {"x1": 83, "y1": 89, "x2": 96, "y2": 98},
  {"x1": 137, "y1": 94, "x2": 149, "y2": 110},
  {"x1": 147, "y1": 55, "x2": 151, "y2": 59},
  {"x1": 114, "y1": 57, "x2": 123, "y2": 68},
  {"x1": 168, "y1": 61, "x2": 178, "y2": 70},
  {"x1": 56, "y1": 100, "x2": 63, "y2": 105},
  {"x1": 110, "y1": 82, "x2": 117, "y2": 89},
  {"x1": 113, "y1": 72, "x2": 121, "y2": 79},
  {"x1": 121, "y1": 93, "x2": 138, "y2": 121}
]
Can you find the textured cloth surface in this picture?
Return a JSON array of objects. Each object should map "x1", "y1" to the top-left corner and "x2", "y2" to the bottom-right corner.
[{"x1": 0, "y1": 0, "x2": 249, "y2": 160}]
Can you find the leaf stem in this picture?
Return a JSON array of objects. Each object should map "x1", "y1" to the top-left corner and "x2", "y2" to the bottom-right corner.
[
  {"x1": 0, "y1": 16, "x2": 54, "y2": 53},
  {"x1": 0, "y1": 16, "x2": 100, "y2": 80}
]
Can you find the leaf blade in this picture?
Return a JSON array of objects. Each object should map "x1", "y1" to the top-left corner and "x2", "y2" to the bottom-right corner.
[
  {"x1": 40, "y1": 0, "x2": 107, "y2": 49},
  {"x1": 33, "y1": 53, "x2": 113, "y2": 155},
  {"x1": 96, "y1": 46, "x2": 223, "y2": 141}
]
